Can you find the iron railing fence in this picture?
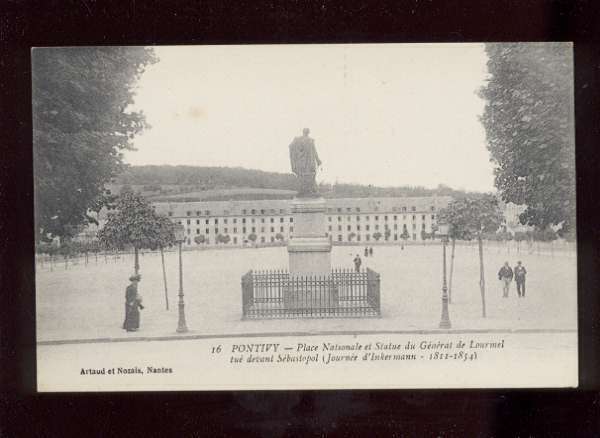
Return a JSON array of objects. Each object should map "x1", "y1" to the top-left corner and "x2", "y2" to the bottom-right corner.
[{"x1": 242, "y1": 268, "x2": 381, "y2": 319}]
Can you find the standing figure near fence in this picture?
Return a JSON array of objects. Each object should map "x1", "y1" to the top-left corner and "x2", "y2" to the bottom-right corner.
[
  {"x1": 353, "y1": 254, "x2": 362, "y2": 272},
  {"x1": 498, "y1": 261, "x2": 514, "y2": 298},
  {"x1": 123, "y1": 274, "x2": 144, "y2": 332},
  {"x1": 514, "y1": 261, "x2": 527, "y2": 297}
]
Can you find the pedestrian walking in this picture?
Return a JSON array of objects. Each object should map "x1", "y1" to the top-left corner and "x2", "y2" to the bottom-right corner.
[
  {"x1": 497, "y1": 261, "x2": 513, "y2": 298},
  {"x1": 514, "y1": 261, "x2": 527, "y2": 297},
  {"x1": 123, "y1": 274, "x2": 144, "y2": 332},
  {"x1": 369, "y1": 247, "x2": 373, "y2": 256},
  {"x1": 353, "y1": 254, "x2": 362, "y2": 272}
]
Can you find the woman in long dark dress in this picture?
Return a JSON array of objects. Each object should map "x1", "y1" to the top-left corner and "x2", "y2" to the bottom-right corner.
[{"x1": 123, "y1": 274, "x2": 143, "y2": 331}]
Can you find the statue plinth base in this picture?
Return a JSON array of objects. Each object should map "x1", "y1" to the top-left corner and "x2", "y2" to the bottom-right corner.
[{"x1": 287, "y1": 197, "x2": 331, "y2": 276}]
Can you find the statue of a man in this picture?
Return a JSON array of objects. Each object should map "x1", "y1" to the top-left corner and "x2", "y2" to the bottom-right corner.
[{"x1": 289, "y1": 128, "x2": 322, "y2": 197}]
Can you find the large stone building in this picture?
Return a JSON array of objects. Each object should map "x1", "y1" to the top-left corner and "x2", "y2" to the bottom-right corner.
[{"x1": 150, "y1": 196, "x2": 452, "y2": 247}]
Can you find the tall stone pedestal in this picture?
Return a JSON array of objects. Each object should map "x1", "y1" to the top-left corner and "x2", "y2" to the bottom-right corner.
[{"x1": 287, "y1": 197, "x2": 332, "y2": 276}]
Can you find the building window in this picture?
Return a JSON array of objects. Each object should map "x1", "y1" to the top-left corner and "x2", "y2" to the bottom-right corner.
[
  {"x1": 215, "y1": 228, "x2": 219, "y2": 234},
  {"x1": 251, "y1": 209, "x2": 256, "y2": 215},
  {"x1": 261, "y1": 227, "x2": 265, "y2": 233},
  {"x1": 252, "y1": 227, "x2": 256, "y2": 233},
  {"x1": 413, "y1": 233, "x2": 417, "y2": 240},
  {"x1": 431, "y1": 206, "x2": 436, "y2": 212},
  {"x1": 422, "y1": 215, "x2": 426, "y2": 220},
  {"x1": 280, "y1": 226, "x2": 284, "y2": 232},
  {"x1": 261, "y1": 236, "x2": 265, "y2": 243},
  {"x1": 338, "y1": 235, "x2": 342, "y2": 242},
  {"x1": 242, "y1": 209, "x2": 247, "y2": 215},
  {"x1": 338, "y1": 216, "x2": 342, "y2": 222},
  {"x1": 411, "y1": 206, "x2": 416, "y2": 212},
  {"x1": 393, "y1": 215, "x2": 397, "y2": 221},
  {"x1": 328, "y1": 225, "x2": 332, "y2": 231},
  {"x1": 328, "y1": 217, "x2": 332, "y2": 222},
  {"x1": 196, "y1": 220, "x2": 200, "y2": 225},
  {"x1": 243, "y1": 227, "x2": 246, "y2": 233},
  {"x1": 280, "y1": 217, "x2": 284, "y2": 223},
  {"x1": 375, "y1": 225, "x2": 379, "y2": 230},
  {"x1": 270, "y1": 218, "x2": 274, "y2": 223},
  {"x1": 186, "y1": 211, "x2": 191, "y2": 216},
  {"x1": 224, "y1": 218, "x2": 228, "y2": 224},
  {"x1": 270, "y1": 236, "x2": 275, "y2": 242},
  {"x1": 290, "y1": 227, "x2": 293, "y2": 233},
  {"x1": 233, "y1": 237, "x2": 237, "y2": 244},
  {"x1": 251, "y1": 218, "x2": 255, "y2": 224},
  {"x1": 375, "y1": 216, "x2": 379, "y2": 221},
  {"x1": 338, "y1": 225, "x2": 342, "y2": 231},
  {"x1": 261, "y1": 218, "x2": 265, "y2": 223},
  {"x1": 187, "y1": 228, "x2": 191, "y2": 234},
  {"x1": 412, "y1": 215, "x2": 416, "y2": 221},
  {"x1": 242, "y1": 218, "x2": 246, "y2": 224},
  {"x1": 205, "y1": 210, "x2": 210, "y2": 215},
  {"x1": 357, "y1": 225, "x2": 361, "y2": 231},
  {"x1": 337, "y1": 208, "x2": 342, "y2": 212},
  {"x1": 357, "y1": 235, "x2": 361, "y2": 241},
  {"x1": 168, "y1": 211, "x2": 173, "y2": 217},
  {"x1": 280, "y1": 209, "x2": 285, "y2": 214},
  {"x1": 412, "y1": 224, "x2": 416, "y2": 230},
  {"x1": 214, "y1": 219, "x2": 218, "y2": 224},
  {"x1": 233, "y1": 218, "x2": 237, "y2": 224},
  {"x1": 205, "y1": 228, "x2": 209, "y2": 234},
  {"x1": 356, "y1": 216, "x2": 360, "y2": 221},
  {"x1": 384, "y1": 215, "x2": 388, "y2": 221},
  {"x1": 233, "y1": 227, "x2": 237, "y2": 233},
  {"x1": 422, "y1": 223, "x2": 426, "y2": 229},
  {"x1": 270, "y1": 227, "x2": 274, "y2": 232},
  {"x1": 431, "y1": 215, "x2": 435, "y2": 220},
  {"x1": 196, "y1": 229, "x2": 200, "y2": 234},
  {"x1": 224, "y1": 228, "x2": 228, "y2": 233},
  {"x1": 366, "y1": 225, "x2": 370, "y2": 231},
  {"x1": 261, "y1": 209, "x2": 265, "y2": 214},
  {"x1": 186, "y1": 219, "x2": 191, "y2": 225},
  {"x1": 347, "y1": 225, "x2": 351, "y2": 231},
  {"x1": 366, "y1": 234, "x2": 370, "y2": 241},
  {"x1": 394, "y1": 224, "x2": 398, "y2": 230},
  {"x1": 356, "y1": 207, "x2": 361, "y2": 212},
  {"x1": 402, "y1": 207, "x2": 407, "y2": 212},
  {"x1": 289, "y1": 218, "x2": 293, "y2": 223}
]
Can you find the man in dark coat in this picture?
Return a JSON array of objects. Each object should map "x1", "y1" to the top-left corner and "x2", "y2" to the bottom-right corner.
[
  {"x1": 498, "y1": 261, "x2": 514, "y2": 298},
  {"x1": 514, "y1": 261, "x2": 527, "y2": 297},
  {"x1": 123, "y1": 274, "x2": 144, "y2": 332},
  {"x1": 353, "y1": 254, "x2": 362, "y2": 272}
]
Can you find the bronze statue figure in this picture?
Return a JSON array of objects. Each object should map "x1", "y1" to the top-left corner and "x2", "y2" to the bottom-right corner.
[{"x1": 289, "y1": 128, "x2": 322, "y2": 197}]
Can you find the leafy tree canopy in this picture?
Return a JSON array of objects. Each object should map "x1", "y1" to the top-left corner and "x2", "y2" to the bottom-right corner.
[
  {"x1": 438, "y1": 194, "x2": 504, "y2": 240},
  {"x1": 479, "y1": 43, "x2": 574, "y2": 236},
  {"x1": 97, "y1": 192, "x2": 174, "y2": 251},
  {"x1": 33, "y1": 47, "x2": 157, "y2": 243}
]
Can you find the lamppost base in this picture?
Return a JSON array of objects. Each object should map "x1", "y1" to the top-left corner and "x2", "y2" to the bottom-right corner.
[{"x1": 176, "y1": 326, "x2": 188, "y2": 333}]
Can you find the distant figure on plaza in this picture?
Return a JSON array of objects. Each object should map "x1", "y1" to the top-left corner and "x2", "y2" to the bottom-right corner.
[
  {"x1": 514, "y1": 261, "x2": 527, "y2": 297},
  {"x1": 369, "y1": 247, "x2": 373, "y2": 257},
  {"x1": 497, "y1": 261, "x2": 514, "y2": 298},
  {"x1": 123, "y1": 274, "x2": 144, "y2": 332},
  {"x1": 353, "y1": 254, "x2": 362, "y2": 272},
  {"x1": 289, "y1": 128, "x2": 322, "y2": 197},
  {"x1": 364, "y1": 247, "x2": 369, "y2": 257}
]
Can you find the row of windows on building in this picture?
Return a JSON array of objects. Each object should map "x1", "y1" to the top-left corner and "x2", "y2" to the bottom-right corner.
[
  {"x1": 327, "y1": 233, "x2": 419, "y2": 242},
  {"x1": 182, "y1": 226, "x2": 294, "y2": 235},
  {"x1": 173, "y1": 208, "x2": 290, "y2": 217},
  {"x1": 328, "y1": 223, "x2": 426, "y2": 232},
  {"x1": 179, "y1": 217, "x2": 294, "y2": 225},
  {"x1": 170, "y1": 205, "x2": 437, "y2": 217},
  {"x1": 328, "y1": 214, "x2": 435, "y2": 222},
  {"x1": 326, "y1": 206, "x2": 436, "y2": 213}
]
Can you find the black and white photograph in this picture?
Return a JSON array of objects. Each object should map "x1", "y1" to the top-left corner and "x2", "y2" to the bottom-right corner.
[{"x1": 33, "y1": 43, "x2": 577, "y2": 391}]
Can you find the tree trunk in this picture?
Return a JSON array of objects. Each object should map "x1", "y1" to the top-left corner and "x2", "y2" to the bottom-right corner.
[
  {"x1": 478, "y1": 233, "x2": 486, "y2": 318},
  {"x1": 449, "y1": 238, "x2": 456, "y2": 304},
  {"x1": 160, "y1": 247, "x2": 169, "y2": 310},
  {"x1": 134, "y1": 246, "x2": 139, "y2": 275}
]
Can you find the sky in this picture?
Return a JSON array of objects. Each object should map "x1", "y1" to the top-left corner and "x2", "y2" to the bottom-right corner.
[{"x1": 125, "y1": 43, "x2": 495, "y2": 192}]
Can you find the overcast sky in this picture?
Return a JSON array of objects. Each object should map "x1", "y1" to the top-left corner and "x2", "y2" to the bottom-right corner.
[{"x1": 125, "y1": 43, "x2": 495, "y2": 192}]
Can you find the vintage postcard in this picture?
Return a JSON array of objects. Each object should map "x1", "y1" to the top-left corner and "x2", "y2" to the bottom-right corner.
[{"x1": 34, "y1": 43, "x2": 577, "y2": 391}]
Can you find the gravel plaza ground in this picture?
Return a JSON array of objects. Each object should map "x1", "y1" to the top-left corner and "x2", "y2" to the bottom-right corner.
[{"x1": 35, "y1": 242, "x2": 577, "y2": 343}]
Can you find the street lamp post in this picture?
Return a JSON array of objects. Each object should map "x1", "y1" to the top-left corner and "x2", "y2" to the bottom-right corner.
[
  {"x1": 437, "y1": 223, "x2": 452, "y2": 329},
  {"x1": 174, "y1": 224, "x2": 188, "y2": 333}
]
